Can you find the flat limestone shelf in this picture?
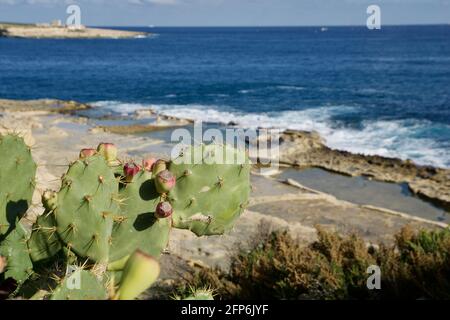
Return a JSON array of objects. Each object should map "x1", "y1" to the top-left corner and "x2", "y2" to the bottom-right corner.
[{"x1": 276, "y1": 167, "x2": 449, "y2": 223}]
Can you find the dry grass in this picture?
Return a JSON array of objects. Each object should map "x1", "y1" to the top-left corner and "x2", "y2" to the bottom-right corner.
[{"x1": 175, "y1": 225, "x2": 450, "y2": 300}]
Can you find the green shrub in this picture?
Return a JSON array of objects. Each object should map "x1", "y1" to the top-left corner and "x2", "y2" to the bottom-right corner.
[{"x1": 175, "y1": 225, "x2": 450, "y2": 300}]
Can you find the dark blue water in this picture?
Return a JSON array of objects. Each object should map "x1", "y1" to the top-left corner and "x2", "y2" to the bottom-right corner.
[{"x1": 0, "y1": 26, "x2": 449, "y2": 167}]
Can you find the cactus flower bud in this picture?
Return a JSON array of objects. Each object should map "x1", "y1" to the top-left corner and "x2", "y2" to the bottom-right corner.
[
  {"x1": 124, "y1": 162, "x2": 141, "y2": 183},
  {"x1": 155, "y1": 201, "x2": 173, "y2": 219},
  {"x1": 142, "y1": 157, "x2": 157, "y2": 172},
  {"x1": 42, "y1": 189, "x2": 58, "y2": 212},
  {"x1": 155, "y1": 170, "x2": 176, "y2": 194},
  {"x1": 152, "y1": 159, "x2": 167, "y2": 176},
  {"x1": 79, "y1": 148, "x2": 97, "y2": 159},
  {"x1": 97, "y1": 143, "x2": 118, "y2": 163}
]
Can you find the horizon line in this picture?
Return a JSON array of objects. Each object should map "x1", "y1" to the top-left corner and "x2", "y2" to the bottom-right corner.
[
  {"x1": 78, "y1": 23, "x2": 450, "y2": 28},
  {"x1": 1, "y1": 21, "x2": 449, "y2": 28}
]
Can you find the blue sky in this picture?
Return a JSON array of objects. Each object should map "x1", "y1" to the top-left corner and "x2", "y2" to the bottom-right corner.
[{"x1": 0, "y1": 0, "x2": 449, "y2": 26}]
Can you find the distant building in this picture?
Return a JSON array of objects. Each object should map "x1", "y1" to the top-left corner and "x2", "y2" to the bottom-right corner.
[{"x1": 51, "y1": 20, "x2": 62, "y2": 27}]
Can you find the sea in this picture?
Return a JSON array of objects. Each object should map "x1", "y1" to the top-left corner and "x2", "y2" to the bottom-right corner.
[{"x1": 0, "y1": 26, "x2": 449, "y2": 168}]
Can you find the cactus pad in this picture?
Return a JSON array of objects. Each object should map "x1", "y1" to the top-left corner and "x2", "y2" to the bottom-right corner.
[
  {"x1": 117, "y1": 250, "x2": 160, "y2": 300},
  {"x1": 27, "y1": 213, "x2": 62, "y2": 263},
  {"x1": 168, "y1": 144, "x2": 251, "y2": 236},
  {"x1": 0, "y1": 222, "x2": 33, "y2": 284},
  {"x1": 183, "y1": 289, "x2": 215, "y2": 300},
  {"x1": 54, "y1": 156, "x2": 119, "y2": 263},
  {"x1": 0, "y1": 134, "x2": 36, "y2": 237},
  {"x1": 50, "y1": 268, "x2": 108, "y2": 300},
  {"x1": 109, "y1": 170, "x2": 170, "y2": 263}
]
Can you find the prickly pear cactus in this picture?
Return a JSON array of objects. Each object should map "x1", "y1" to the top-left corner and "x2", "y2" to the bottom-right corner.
[
  {"x1": 50, "y1": 268, "x2": 108, "y2": 300},
  {"x1": 16, "y1": 142, "x2": 251, "y2": 300},
  {"x1": 53, "y1": 155, "x2": 120, "y2": 263},
  {"x1": 168, "y1": 144, "x2": 251, "y2": 236},
  {"x1": 30, "y1": 152, "x2": 171, "y2": 268},
  {"x1": 0, "y1": 221, "x2": 33, "y2": 284},
  {"x1": 0, "y1": 134, "x2": 37, "y2": 237},
  {"x1": 109, "y1": 170, "x2": 170, "y2": 263}
]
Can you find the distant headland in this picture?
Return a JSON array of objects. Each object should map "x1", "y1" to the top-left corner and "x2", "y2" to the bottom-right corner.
[{"x1": 0, "y1": 21, "x2": 148, "y2": 39}]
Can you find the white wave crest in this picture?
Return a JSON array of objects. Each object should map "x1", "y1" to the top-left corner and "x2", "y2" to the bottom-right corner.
[{"x1": 91, "y1": 101, "x2": 450, "y2": 168}]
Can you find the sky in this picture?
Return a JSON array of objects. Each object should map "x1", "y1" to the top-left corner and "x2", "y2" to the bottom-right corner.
[{"x1": 0, "y1": 0, "x2": 449, "y2": 26}]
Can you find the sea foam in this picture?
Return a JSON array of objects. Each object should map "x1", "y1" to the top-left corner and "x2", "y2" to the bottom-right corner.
[{"x1": 91, "y1": 101, "x2": 450, "y2": 168}]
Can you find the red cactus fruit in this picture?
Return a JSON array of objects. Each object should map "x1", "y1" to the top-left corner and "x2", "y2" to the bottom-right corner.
[
  {"x1": 155, "y1": 170, "x2": 176, "y2": 194},
  {"x1": 155, "y1": 201, "x2": 173, "y2": 219},
  {"x1": 124, "y1": 162, "x2": 141, "y2": 183},
  {"x1": 79, "y1": 148, "x2": 97, "y2": 159}
]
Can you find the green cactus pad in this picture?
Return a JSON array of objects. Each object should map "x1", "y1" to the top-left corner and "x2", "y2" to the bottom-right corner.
[
  {"x1": 168, "y1": 144, "x2": 251, "y2": 236},
  {"x1": 50, "y1": 268, "x2": 108, "y2": 300},
  {"x1": 109, "y1": 170, "x2": 170, "y2": 263},
  {"x1": 27, "y1": 213, "x2": 62, "y2": 263},
  {"x1": 0, "y1": 222, "x2": 33, "y2": 283},
  {"x1": 183, "y1": 289, "x2": 215, "y2": 300},
  {"x1": 54, "y1": 156, "x2": 119, "y2": 263},
  {"x1": 0, "y1": 134, "x2": 36, "y2": 237},
  {"x1": 29, "y1": 290, "x2": 50, "y2": 300},
  {"x1": 117, "y1": 250, "x2": 160, "y2": 300}
]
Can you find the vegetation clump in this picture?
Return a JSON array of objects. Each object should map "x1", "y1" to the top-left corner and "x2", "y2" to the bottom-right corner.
[{"x1": 175, "y1": 225, "x2": 450, "y2": 300}]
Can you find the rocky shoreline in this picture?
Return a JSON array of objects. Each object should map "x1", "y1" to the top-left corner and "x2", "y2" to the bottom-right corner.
[
  {"x1": 0, "y1": 98, "x2": 90, "y2": 113},
  {"x1": 1, "y1": 97, "x2": 448, "y2": 292},
  {"x1": 279, "y1": 130, "x2": 450, "y2": 209},
  {"x1": 1, "y1": 98, "x2": 449, "y2": 209},
  {"x1": 0, "y1": 23, "x2": 147, "y2": 39},
  {"x1": 110, "y1": 106, "x2": 450, "y2": 209}
]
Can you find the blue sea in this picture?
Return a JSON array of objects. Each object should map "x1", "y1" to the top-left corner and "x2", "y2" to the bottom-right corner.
[{"x1": 0, "y1": 26, "x2": 449, "y2": 167}]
